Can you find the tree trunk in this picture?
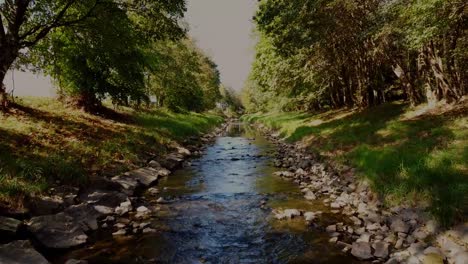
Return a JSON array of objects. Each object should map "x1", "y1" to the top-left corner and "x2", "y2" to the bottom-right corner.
[{"x1": 0, "y1": 45, "x2": 19, "y2": 111}]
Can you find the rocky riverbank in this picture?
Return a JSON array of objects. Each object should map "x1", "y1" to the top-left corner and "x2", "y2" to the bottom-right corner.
[
  {"x1": 255, "y1": 123, "x2": 467, "y2": 264},
  {"x1": 0, "y1": 123, "x2": 229, "y2": 264}
]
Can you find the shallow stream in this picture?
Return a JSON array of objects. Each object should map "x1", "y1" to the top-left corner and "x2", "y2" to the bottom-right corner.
[{"x1": 59, "y1": 123, "x2": 362, "y2": 263}]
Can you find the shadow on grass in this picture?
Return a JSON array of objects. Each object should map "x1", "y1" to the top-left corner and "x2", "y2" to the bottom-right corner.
[
  {"x1": 1, "y1": 101, "x2": 222, "y2": 205},
  {"x1": 266, "y1": 103, "x2": 467, "y2": 226}
]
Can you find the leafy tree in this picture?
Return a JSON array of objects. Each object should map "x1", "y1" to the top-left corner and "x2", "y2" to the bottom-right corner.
[
  {"x1": 147, "y1": 39, "x2": 221, "y2": 112},
  {"x1": 244, "y1": 0, "x2": 467, "y2": 113},
  {"x1": 0, "y1": 0, "x2": 186, "y2": 110}
]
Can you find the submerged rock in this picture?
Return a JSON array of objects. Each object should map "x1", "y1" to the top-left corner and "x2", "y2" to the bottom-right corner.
[{"x1": 0, "y1": 240, "x2": 49, "y2": 264}]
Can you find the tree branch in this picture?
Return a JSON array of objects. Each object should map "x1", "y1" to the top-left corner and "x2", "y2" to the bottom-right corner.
[{"x1": 20, "y1": 0, "x2": 101, "y2": 48}]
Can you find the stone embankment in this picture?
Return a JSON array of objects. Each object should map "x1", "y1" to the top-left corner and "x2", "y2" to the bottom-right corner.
[
  {"x1": 0, "y1": 123, "x2": 229, "y2": 264},
  {"x1": 257, "y1": 124, "x2": 467, "y2": 264}
]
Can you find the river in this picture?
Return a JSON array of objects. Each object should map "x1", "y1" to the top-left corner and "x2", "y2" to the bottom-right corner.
[{"x1": 59, "y1": 123, "x2": 362, "y2": 263}]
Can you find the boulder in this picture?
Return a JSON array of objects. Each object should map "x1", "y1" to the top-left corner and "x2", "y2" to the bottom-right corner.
[
  {"x1": 64, "y1": 204, "x2": 102, "y2": 231},
  {"x1": 0, "y1": 216, "x2": 22, "y2": 234},
  {"x1": 28, "y1": 213, "x2": 88, "y2": 249},
  {"x1": 351, "y1": 242, "x2": 373, "y2": 260},
  {"x1": 0, "y1": 240, "x2": 49, "y2": 264},
  {"x1": 26, "y1": 195, "x2": 64, "y2": 216}
]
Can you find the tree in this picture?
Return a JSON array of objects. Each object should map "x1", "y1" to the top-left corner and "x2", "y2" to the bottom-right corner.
[
  {"x1": 244, "y1": 0, "x2": 467, "y2": 113},
  {"x1": 0, "y1": 0, "x2": 186, "y2": 110}
]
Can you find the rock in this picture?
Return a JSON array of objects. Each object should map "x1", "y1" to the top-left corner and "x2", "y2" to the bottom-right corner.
[
  {"x1": 0, "y1": 216, "x2": 22, "y2": 234},
  {"x1": 93, "y1": 205, "x2": 114, "y2": 215},
  {"x1": 384, "y1": 258, "x2": 399, "y2": 264},
  {"x1": 0, "y1": 240, "x2": 49, "y2": 264},
  {"x1": 176, "y1": 147, "x2": 191, "y2": 156},
  {"x1": 26, "y1": 195, "x2": 64, "y2": 215},
  {"x1": 142, "y1": 228, "x2": 156, "y2": 234},
  {"x1": 148, "y1": 160, "x2": 162, "y2": 168},
  {"x1": 329, "y1": 237, "x2": 338, "y2": 243},
  {"x1": 413, "y1": 229, "x2": 429, "y2": 241},
  {"x1": 373, "y1": 242, "x2": 389, "y2": 258},
  {"x1": 160, "y1": 153, "x2": 184, "y2": 170},
  {"x1": 390, "y1": 218, "x2": 410, "y2": 233},
  {"x1": 357, "y1": 233, "x2": 372, "y2": 243},
  {"x1": 28, "y1": 213, "x2": 88, "y2": 249},
  {"x1": 136, "y1": 206, "x2": 150, "y2": 213},
  {"x1": 147, "y1": 187, "x2": 159, "y2": 196},
  {"x1": 453, "y1": 251, "x2": 468, "y2": 264},
  {"x1": 303, "y1": 212, "x2": 316, "y2": 222},
  {"x1": 115, "y1": 200, "x2": 133, "y2": 216},
  {"x1": 156, "y1": 197, "x2": 166, "y2": 204},
  {"x1": 283, "y1": 209, "x2": 301, "y2": 219},
  {"x1": 351, "y1": 242, "x2": 373, "y2": 260},
  {"x1": 304, "y1": 191, "x2": 316, "y2": 200},
  {"x1": 65, "y1": 260, "x2": 88, "y2": 264},
  {"x1": 367, "y1": 223, "x2": 380, "y2": 231},
  {"x1": 423, "y1": 253, "x2": 445, "y2": 264},
  {"x1": 64, "y1": 204, "x2": 102, "y2": 231},
  {"x1": 326, "y1": 225, "x2": 337, "y2": 233},
  {"x1": 395, "y1": 238, "x2": 404, "y2": 249},
  {"x1": 112, "y1": 229, "x2": 126, "y2": 236},
  {"x1": 112, "y1": 167, "x2": 161, "y2": 195},
  {"x1": 80, "y1": 191, "x2": 128, "y2": 208}
]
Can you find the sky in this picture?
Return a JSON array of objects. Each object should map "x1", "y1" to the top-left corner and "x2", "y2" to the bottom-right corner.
[{"x1": 4, "y1": 0, "x2": 257, "y2": 97}]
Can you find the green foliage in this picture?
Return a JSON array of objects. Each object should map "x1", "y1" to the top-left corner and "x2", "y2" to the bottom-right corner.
[
  {"x1": 147, "y1": 39, "x2": 222, "y2": 112},
  {"x1": 244, "y1": 0, "x2": 468, "y2": 112},
  {"x1": 244, "y1": 103, "x2": 468, "y2": 226}
]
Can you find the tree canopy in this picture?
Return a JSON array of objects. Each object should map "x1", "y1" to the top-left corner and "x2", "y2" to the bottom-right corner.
[{"x1": 243, "y1": 0, "x2": 468, "y2": 112}]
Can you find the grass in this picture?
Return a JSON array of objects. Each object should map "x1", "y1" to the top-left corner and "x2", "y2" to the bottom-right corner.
[
  {"x1": 243, "y1": 102, "x2": 468, "y2": 226},
  {"x1": 0, "y1": 97, "x2": 223, "y2": 209}
]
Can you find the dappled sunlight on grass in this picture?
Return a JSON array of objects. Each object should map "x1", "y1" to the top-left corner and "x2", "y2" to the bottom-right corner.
[
  {"x1": 0, "y1": 97, "x2": 222, "y2": 207},
  {"x1": 245, "y1": 102, "x2": 468, "y2": 226}
]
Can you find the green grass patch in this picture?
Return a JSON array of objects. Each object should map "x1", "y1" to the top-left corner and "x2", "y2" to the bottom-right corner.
[
  {"x1": 244, "y1": 102, "x2": 468, "y2": 226},
  {"x1": 0, "y1": 97, "x2": 222, "y2": 207}
]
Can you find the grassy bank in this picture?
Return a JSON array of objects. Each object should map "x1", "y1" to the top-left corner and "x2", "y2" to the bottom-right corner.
[
  {"x1": 0, "y1": 97, "x2": 223, "y2": 208},
  {"x1": 243, "y1": 102, "x2": 467, "y2": 226}
]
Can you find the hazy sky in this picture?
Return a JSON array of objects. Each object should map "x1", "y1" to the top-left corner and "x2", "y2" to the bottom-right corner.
[
  {"x1": 4, "y1": 0, "x2": 257, "y2": 97},
  {"x1": 185, "y1": 0, "x2": 257, "y2": 91}
]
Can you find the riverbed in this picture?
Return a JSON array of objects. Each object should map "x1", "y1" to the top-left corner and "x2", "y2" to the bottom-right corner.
[{"x1": 59, "y1": 123, "x2": 362, "y2": 263}]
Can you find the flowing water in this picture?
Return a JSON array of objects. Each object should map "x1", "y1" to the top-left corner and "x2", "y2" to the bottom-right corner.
[{"x1": 59, "y1": 124, "x2": 363, "y2": 264}]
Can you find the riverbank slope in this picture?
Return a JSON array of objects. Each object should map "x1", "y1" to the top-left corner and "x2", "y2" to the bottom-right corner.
[
  {"x1": 243, "y1": 101, "x2": 467, "y2": 226},
  {"x1": 0, "y1": 97, "x2": 223, "y2": 212}
]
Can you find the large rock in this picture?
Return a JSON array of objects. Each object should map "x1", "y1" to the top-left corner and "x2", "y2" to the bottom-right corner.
[
  {"x1": 28, "y1": 213, "x2": 88, "y2": 249},
  {"x1": 26, "y1": 195, "x2": 64, "y2": 216},
  {"x1": 351, "y1": 242, "x2": 373, "y2": 260},
  {"x1": 0, "y1": 240, "x2": 49, "y2": 264},
  {"x1": 111, "y1": 167, "x2": 163, "y2": 195},
  {"x1": 64, "y1": 204, "x2": 103, "y2": 231},
  {"x1": 0, "y1": 216, "x2": 22, "y2": 234}
]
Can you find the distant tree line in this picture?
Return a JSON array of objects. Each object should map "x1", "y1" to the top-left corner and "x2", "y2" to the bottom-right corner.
[
  {"x1": 0, "y1": 0, "x2": 223, "y2": 113},
  {"x1": 242, "y1": 0, "x2": 467, "y2": 112}
]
